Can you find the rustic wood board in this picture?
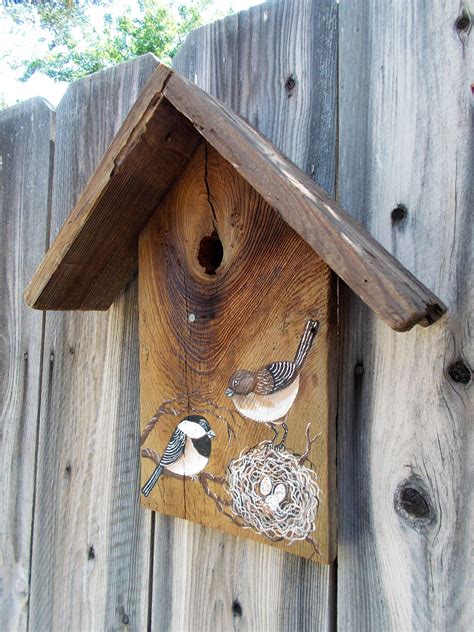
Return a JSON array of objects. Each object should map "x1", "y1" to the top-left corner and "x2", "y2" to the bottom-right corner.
[
  {"x1": 139, "y1": 143, "x2": 336, "y2": 562},
  {"x1": 28, "y1": 55, "x2": 158, "y2": 631},
  {"x1": 338, "y1": 1, "x2": 473, "y2": 630},
  {"x1": 153, "y1": 0, "x2": 338, "y2": 627},
  {"x1": 0, "y1": 98, "x2": 54, "y2": 632}
]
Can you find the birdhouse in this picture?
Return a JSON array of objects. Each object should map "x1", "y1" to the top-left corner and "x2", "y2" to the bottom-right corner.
[{"x1": 25, "y1": 64, "x2": 446, "y2": 564}]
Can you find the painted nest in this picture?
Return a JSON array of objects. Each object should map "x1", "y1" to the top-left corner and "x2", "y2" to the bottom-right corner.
[{"x1": 227, "y1": 442, "x2": 321, "y2": 543}]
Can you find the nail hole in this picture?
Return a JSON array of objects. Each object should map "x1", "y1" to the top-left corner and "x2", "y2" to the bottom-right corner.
[
  {"x1": 391, "y1": 204, "x2": 408, "y2": 226},
  {"x1": 455, "y1": 12, "x2": 471, "y2": 32},
  {"x1": 198, "y1": 230, "x2": 223, "y2": 275},
  {"x1": 232, "y1": 600, "x2": 242, "y2": 618},
  {"x1": 188, "y1": 313, "x2": 196, "y2": 322},
  {"x1": 448, "y1": 361, "x2": 471, "y2": 385}
]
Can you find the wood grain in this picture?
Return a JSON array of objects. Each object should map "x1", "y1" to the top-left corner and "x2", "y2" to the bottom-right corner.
[
  {"x1": 152, "y1": 0, "x2": 337, "y2": 628},
  {"x1": 24, "y1": 64, "x2": 202, "y2": 311},
  {"x1": 28, "y1": 55, "x2": 158, "y2": 631},
  {"x1": 0, "y1": 98, "x2": 54, "y2": 632},
  {"x1": 139, "y1": 142, "x2": 337, "y2": 562},
  {"x1": 338, "y1": 1, "x2": 473, "y2": 630}
]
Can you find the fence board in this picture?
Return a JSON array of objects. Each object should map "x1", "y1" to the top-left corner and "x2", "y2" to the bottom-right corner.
[
  {"x1": 28, "y1": 55, "x2": 158, "y2": 632},
  {"x1": 154, "y1": 0, "x2": 337, "y2": 629},
  {"x1": 338, "y1": 1, "x2": 472, "y2": 630},
  {"x1": 0, "y1": 98, "x2": 54, "y2": 632}
]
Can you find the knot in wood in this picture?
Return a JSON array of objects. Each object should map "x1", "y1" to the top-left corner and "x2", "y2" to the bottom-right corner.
[
  {"x1": 198, "y1": 230, "x2": 223, "y2": 275},
  {"x1": 232, "y1": 600, "x2": 242, "y2": 618},
  {"x1": 285, "y1": 74, "x2": 297, "y2": 95},
  {"x1": 455, "y1": 11, "x2": 471, "y2": 33},
  {"x1": 448, "y1": 361, "x2": 471, "y2": 385},
  {"x1": 394, "y1": 478, "x2": 435, "y2": 531},
  {"x1": 391, "y1": 204, "x2": 408, "y2": 226}
]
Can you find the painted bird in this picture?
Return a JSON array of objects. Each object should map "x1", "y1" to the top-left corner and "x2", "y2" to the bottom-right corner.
[
  {"x1": 141, "y1": 415, "x2": 216, "y2": 497},
  {"x1": 225, "y1": 319, "x2": 319, "y2": 440}
]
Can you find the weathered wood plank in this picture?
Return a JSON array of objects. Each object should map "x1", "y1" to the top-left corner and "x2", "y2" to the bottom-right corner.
[
  {"x1": 0, "y1": 98, "x2": 54, "y2": 632},
  {"x1": 338, "y1": 1, "x2": 473, "y2": 630},
  {"x1": 150, "y1": 0, "x2": 337, "y2": 628},
  {"x1": 28, "y1": 55, "x2": 158, "y2": 631}
]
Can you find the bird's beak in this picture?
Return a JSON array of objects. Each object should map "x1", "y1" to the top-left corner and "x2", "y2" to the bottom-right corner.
[
  {"x1": 208, "y1": 429, "x2": 216, "y2": 439},
  {"x1": 225, "y1": 388, "x2": 234, "y2": 397}
]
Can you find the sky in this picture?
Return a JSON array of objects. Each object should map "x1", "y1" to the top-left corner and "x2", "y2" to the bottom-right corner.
[{"x1": 0, "y1": 0, "x2": 262, "y2": 108}]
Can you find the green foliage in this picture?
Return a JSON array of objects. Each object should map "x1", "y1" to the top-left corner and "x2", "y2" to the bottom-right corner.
[{"x1": 4, "y1": 0, "x2": 216, "y2": 83}]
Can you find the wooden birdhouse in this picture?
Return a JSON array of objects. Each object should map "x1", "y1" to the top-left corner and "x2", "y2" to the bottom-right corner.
[{"x1": 25, "y1": 64, "x2": 446, "y2": 564}]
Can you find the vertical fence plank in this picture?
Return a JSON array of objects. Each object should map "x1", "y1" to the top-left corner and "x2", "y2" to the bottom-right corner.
[
  {"x1": 338, "y1": 1, "x2": 472, "y2": 630},
  {"x1": 28, "y1": 55, "x2": 158, "y2": 632},
  {"x1": 0, "y1": 99, "x2": 54, "y2": 632},
  {"x1": 150, "y1": 1, "x2": 337, "y2": 629}
]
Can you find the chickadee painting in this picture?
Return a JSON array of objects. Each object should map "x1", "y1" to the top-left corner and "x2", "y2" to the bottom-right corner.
[
  {"x1": 225, "y1": 319, "x2": 319, "y2": 424},
  {"x1": 141, "y1": 415, "x2": 216, "y2": 497}
]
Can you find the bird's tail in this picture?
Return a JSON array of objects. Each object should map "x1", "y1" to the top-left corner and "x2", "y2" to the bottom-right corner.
[
  {"x1": 141, "y1": 464, "x2": 164, "y2": 497},
  {"x1": 294, "y1": 319, "x2": 320, "y2": 371}
]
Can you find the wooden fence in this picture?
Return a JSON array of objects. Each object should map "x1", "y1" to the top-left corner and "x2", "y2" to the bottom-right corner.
[{"x1": 1, "y1": 0, "x2": 471, "y2": 630}]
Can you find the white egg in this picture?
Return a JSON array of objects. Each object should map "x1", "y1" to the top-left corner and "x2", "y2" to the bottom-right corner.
[
  {"x1": 260, "y1": 475, "x2": 272, "y2": 496},
  {"x1": 266, "y1": 494, "x2": 281, "y2": 512},
  {"x1": 273, "y1": 483, "x2": 286, "y2": 503}
]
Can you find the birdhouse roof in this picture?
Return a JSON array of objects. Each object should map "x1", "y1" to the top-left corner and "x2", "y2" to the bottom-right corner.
[{"x1": 25, "y1": 63, "x2": 445, "y2": 331}]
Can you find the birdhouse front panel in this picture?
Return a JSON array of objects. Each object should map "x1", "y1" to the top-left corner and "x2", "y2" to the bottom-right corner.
[{"x1": 138, "y1": 143, "x2": 336, "y2": 563}]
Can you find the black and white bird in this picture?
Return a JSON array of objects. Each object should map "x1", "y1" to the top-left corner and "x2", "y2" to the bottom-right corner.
[
  {"x1": 141, "y1": 415, "x2": 216, "y2": 497},
  {"x1": 225, "y1": 320, "x2": 319, "y2": 435}
]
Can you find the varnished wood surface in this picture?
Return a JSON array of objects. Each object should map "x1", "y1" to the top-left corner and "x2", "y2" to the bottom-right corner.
[
  {"x1": 0, "y1": 98, "x2": 54, "y2": 632},
  {"x1": 139, "y1": 143, "x2": 336, "y2": 562},
  {"x1": 338, "y1": 1, "x2": 473, "y2": 630},
  {"x1": 27, "y1": 56, "x2": 158, "y2": 631}
]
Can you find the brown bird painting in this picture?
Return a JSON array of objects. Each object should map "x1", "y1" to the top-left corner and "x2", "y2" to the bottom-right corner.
[{"x1": 225, "y1": 319, "x2": 319, "y2": 441}]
